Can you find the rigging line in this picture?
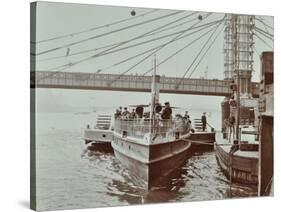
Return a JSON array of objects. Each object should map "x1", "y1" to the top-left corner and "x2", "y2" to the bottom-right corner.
[
  {"x1": 37, "y1": 11, "x2": 199, "y2": 62},
  {"x1": 259, "y1": 17, "x2": 270, "y2": 33},
  {"x1": 254, "y1": 33, "x2": 273, "y2": 49},
  {"x1": 187, "y1": 24, "x2": 224, "y2": 79},
  {"x1": 33, "y1": 11, "x2": 184, "y2": 56},
  {"x1": 102, "y1": 20, "x2": 218, "y2": 74},
  {"x1": 99, "y1": 46, "x2": 160, "y2": 72},
  {"x1": 98, "y1": 18, "x2": 219, "y2": 73},
  {"x1": 176, "y1": 20, "x2": 222, "y2": 88},
  {"x1": 147, "y1": 12, "x2": 203, "y2": 36},
  {"x1": 36, "y1": 42, "x2": 119, "y2": 62},
  {"x1": 38, "y1": 18, "x2": 220, "y2": 69},
  {"x1": 254, "y1": 29, "x2": 273, "y2": 42},
  {"x1": 33, "y1": 9, "x2": 159, "y2": 44},
  {"x1": 41, "y1": 17, "x2": 222, "y2": 72},
  {"x1": 254, "y1": 30, "x2": 273, "y2": 44},
  {"x1": 142, "y1": 22, "x2": 221, "y2": 76},
  {"x1": 255, "y1": 17, "x2": 274, "y2": 31},
  {"x1": 254, "y1": 26, "x2": 274, "y2": 38},
  {"x1": 36, "y1": 16, "x2": 222, "y2": 81},
  {"x1": 106, "y1": 14, "x2": 215, "y2": 85},
  {"x1": 253, "y1": 46, "x2": 260, "y2": 57}
]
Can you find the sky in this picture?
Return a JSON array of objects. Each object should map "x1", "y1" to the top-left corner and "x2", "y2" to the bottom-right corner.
[{"x1": 32, "y1": 1, "x2": 273, "y2": 113}]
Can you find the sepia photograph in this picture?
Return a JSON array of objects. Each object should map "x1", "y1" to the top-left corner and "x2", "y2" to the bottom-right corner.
[{"x1": 30, "y1": 1, "x2": 274, "y2": 211}]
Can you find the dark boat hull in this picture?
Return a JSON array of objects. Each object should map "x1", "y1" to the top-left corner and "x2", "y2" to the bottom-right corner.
[
  {"x1": 112, "y1": 134, "x2": 192, "y2": 189},
  {"x1": 87, "y1": 142, "x2": 113, "y2": 153},
  {"x1": 215, "y1": 144, "x2": 258, "y2": 185},
  {"x1": 189, "y1": 132, "x2": 216, "y2": 146}
]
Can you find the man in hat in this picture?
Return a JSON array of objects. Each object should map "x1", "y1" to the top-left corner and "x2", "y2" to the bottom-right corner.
[
  {"x1": 122, "y1": 107, "x2": 130, "y2": 119},
  {"x1": 161, "y1": 101, "x2": 172, "y2": 120},
  {"x1": 201, "y1": 112, "x2": 207, "y2": 131}
]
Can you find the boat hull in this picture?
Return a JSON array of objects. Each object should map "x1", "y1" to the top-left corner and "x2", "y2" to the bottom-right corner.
[
  {"x1": 84, "y1": 128, "x2": 113, "y2": 144},
  {"x1": 112, "y1": 133, "x2": 191, "y2": 189},
  {"x1": 189, "y1": 131, "x2": 216, "y2": 145},
  {"x1": 215, "y1": 143, "x2": 258, "y2": 185},
  {"x1": 87, "y1": 142, "x2": 113, "y2": 153}
]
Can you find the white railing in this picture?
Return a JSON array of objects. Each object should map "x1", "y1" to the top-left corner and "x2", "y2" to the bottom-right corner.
[{"x1": 114, "y1": 118, "x2": 188, "y2": 139}]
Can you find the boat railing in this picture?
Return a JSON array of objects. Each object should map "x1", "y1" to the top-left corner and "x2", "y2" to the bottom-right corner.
[{"x1": 114, "y1": 118, "x2": 177, "y2": 139}]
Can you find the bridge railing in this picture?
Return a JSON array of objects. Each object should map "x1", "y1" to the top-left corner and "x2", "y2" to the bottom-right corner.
[
  {"x1": 32, "y1": 71, "x2": 231, "y2": 89},
  {"x1": 31, "y1": 71, "x2": 259, "y2": 97}
]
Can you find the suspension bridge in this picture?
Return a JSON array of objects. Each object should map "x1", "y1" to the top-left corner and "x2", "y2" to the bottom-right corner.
[{"x1": 30, "y1": 7, "x2": 273, "y2": 97}]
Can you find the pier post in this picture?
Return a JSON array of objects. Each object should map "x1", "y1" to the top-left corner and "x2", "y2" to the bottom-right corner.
[
  {"x1": 258, "y1": 116, "x2": 273, "y2": 196},
  {"x1": 258, "y1": 52, "x2": 274, "y2": 196}
]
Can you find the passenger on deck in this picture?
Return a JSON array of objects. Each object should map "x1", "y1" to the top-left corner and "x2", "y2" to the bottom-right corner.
[
  {"x1": 229, "y1": 115, "x2": 236, "y2": 140},
  {"x1": 130, "y1": 109, "x2": 136, "y2": 119},
  {"x1": 183, "y1": 115, "x2": 192, "y2": 133},
  {"x1": 114, "y1": 109, "x2": 121, "y2": 119},
  {"x1": 122, "y1": 107, "x2": 130, "y2": 119},
  {"x1": 161, "y1": 102, "x2": 172, "y2": 120},
  {"x1": 174, "y1": 114, "x2": 185, "y2": 139},
  {"x1": 201, "y1": 112, "x2": 207, "y2": 131},
  {"x1": 184, "y1": 111, "x2": 191, "y2": 124}
]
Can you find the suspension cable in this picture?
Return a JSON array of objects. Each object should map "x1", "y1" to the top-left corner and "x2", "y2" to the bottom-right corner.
[
  {"x1": 187, "y1": 24, "x2": 224, "y2": 78},
  {"x1": 106, "y1": 14, "x2": 215, "y2": 86},
  {"x1": 38, "y1": 16, "x2": 221, "y2": 73},
  {"x1": 255, "y1": 17, "x2": 273, "y2": 31},
  {"x1": 253, "y1": 46, "x2": 260, "y2": 57},
  {"x1": 90, "y1": 18, "x2": 220, "y2": 74},
  {"x1": 146, "y1": 13, "x2": 207, "y2": 37},
  {"x1": 254, "y1": 33, "x2": 273, "y2": 49},
  {"x1": 142, "y1": 22, "x2": 221, "y2": 76},
  {"x1": 36, "y1": 15, "x2": 223, "y2": 82},
  {"x1": 176, "y1": 19, "x2": 223, "y2": 88},
  {"x1": 33, "y1": 9, "x2": 159, "y2": 44},
  {"x1": 37, "y1": 11, "x2": 199, "y2": 62},
  {"x1": 254, "y1": 26, "x2": 273, "y2": 41},
  {"x1": 33, "y1": 11, "x2": 184, "y2": 56}
]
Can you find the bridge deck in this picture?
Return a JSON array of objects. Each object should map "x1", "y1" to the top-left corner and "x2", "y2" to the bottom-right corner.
[{"x1": 31, "y1": 71, "x2": 259, "y2": 97}]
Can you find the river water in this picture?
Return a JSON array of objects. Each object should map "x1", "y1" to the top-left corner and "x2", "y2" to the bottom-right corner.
[{"x1": 35, "y1": 111, "x2": 257, "y2": 211}]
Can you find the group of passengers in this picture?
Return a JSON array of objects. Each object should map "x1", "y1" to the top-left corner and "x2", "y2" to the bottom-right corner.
[
  {"x1": 114, "y1": 102, "x2": 173, "y2": 120},
  {"x1": 115, "y1": 102, "x2": 199, "y2": 137},
  {"x1": 114, "y1": 107, "x2": 137, "y2": 120}
]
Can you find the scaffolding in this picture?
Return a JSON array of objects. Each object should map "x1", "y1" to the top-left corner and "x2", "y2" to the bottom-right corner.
[{"x1": 224, "y1": 14, "x2": 254, "y2": 95}]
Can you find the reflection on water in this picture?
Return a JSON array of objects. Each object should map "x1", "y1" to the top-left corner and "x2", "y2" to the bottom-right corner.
[
  {"x1": 100, "y1": 147, "x2": 257, "y2": 205},
  {"x1": 36, "y1": 112, "x2": 257, "y2": 211}
]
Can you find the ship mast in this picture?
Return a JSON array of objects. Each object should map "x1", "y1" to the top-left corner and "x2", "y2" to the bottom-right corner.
[
  {"x1": 150, "y1": 55, "x2": 160, "y2": 134},
  {"x1": 234, "y1": 15, "x2": 240, "y2": 142}
]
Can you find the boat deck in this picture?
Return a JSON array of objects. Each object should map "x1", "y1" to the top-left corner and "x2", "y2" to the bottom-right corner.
[{"x1": 216, "y1": 133, "x2": 258, "y2": 159}]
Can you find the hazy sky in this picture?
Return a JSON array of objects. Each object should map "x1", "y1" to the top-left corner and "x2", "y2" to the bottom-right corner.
[{"x1": 33, "y1": 1, "x2": 273, "y2": 113}]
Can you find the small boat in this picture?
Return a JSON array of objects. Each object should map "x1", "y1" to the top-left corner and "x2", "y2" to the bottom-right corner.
[
  {"x1": 215, "y1": 124, "x2": 259, "y2": 185},
  {"x1": 84, "y1": 114, "x2": 114, "y2": 152},
  {"x1": 111, "y1": 57, "x2": 192, "y2": 189},
  {"x1": 216, "y1": 87, "x2": 259, "y2": 185}
]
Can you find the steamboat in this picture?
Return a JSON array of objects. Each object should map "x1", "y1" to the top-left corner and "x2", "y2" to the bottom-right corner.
[{"x1": 111, "y1": 57, "x2": 192, "y2": 189}]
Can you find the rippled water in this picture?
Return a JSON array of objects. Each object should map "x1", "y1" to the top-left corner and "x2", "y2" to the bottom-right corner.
[{"x1": 35, "y1": 112, "x2": 257, "y2": 211}]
